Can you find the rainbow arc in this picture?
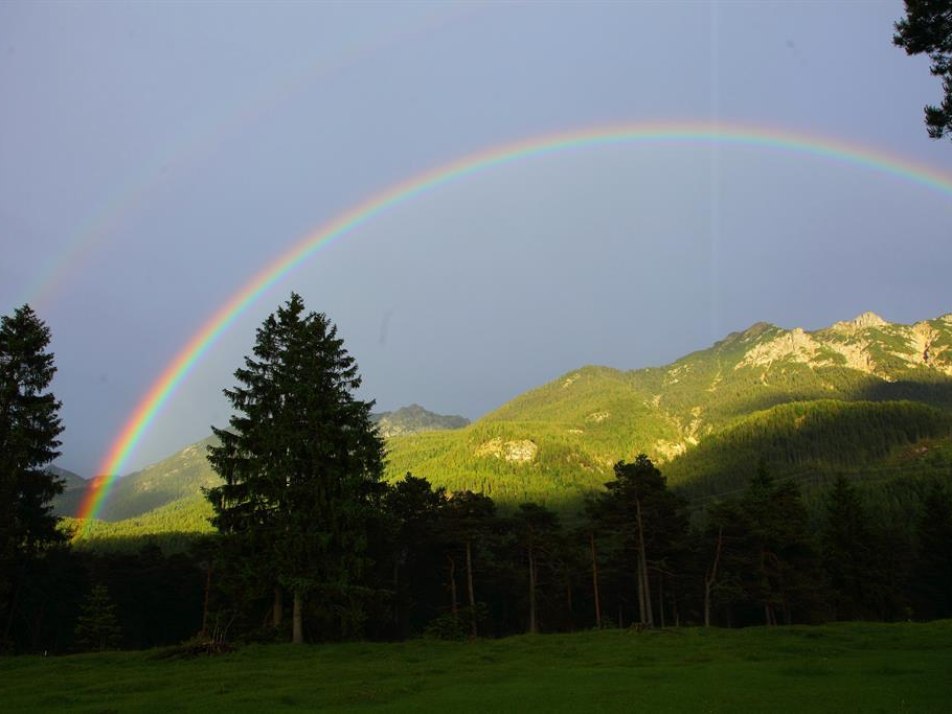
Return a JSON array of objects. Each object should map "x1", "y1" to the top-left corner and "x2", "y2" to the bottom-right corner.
[{"x1": 73, "y1": 121, "x2": 952, "y2": 538}]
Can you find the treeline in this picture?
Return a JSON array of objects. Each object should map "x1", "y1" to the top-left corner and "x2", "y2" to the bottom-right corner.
[
  {"x1": 4, "y1": 455, "x2": 951, "y2": 653},
  {"x1": 4, "y1": 297, "x2": 952, "y2": 653}
]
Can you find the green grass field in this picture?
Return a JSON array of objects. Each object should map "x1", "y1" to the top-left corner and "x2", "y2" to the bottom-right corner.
[{"x1": 3, "y1": 622, "x2": 951, "y2": 712}]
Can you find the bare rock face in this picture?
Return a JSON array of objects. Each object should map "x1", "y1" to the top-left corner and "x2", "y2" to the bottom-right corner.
[
  {"x1": 474, "y1": 438, "x2": 538, "y2": 463},
  {"x1": 653, "y1": 439, "x2": 688, "y2": 462},
  {"x1": 832, "y1": 311, "x2": 888, "y2": 332},
  {"x1": 735, "y1": 312, "x2": 952, "y2": 378}
]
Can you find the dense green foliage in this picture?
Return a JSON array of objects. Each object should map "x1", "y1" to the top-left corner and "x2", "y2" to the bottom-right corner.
[
  {"x1": 206, "y1": 294, "x2": 386, "y2": 643},
  {"x1": 3, "y1": 622, "x2": 952, "y2": 712},
  {"x1": 0, "y1": 305, "x2": 65, "y2": 652}
]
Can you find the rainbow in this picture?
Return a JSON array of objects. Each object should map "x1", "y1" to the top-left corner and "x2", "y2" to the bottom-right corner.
[{"x1": 73, "y1": 120, "x2": 952, "y2": 537}]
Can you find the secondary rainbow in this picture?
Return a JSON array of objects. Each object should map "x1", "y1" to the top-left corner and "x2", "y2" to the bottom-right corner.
[{"x1": 73, "y1": 120, "x2": 952, "y2": 537}]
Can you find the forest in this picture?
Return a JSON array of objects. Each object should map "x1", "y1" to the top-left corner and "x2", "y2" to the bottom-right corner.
[{"x1": 2, "y1": 298, "x2": 952, "y2": 654}]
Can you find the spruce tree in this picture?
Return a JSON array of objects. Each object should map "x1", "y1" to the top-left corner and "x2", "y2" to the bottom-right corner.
[
  {"x1": 206, "y1": 294, "x2": 385, "y2": 644},
  {"x1": 73, "y1": 584, "x2": 122, "y2": 652},
  {"x1": 384, "y1": 473, "x2": 448, "y2": 638},
  {"x1": 0, "y1": 305, "x2": 64, "y2": 648},
  {"x1": 739, "y1": 465, "x2": 825, "y2": 625},
  {"x1": 820, "y1": 476, "x2": 902, "y2": 621}
]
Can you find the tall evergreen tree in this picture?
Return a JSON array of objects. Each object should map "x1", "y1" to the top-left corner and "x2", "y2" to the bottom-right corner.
[
  {"x1": 739, "y1": 465, "x2": 825, "y2": 625},
  {"x1": 511, "y1": 502, "x2": 561, "y2": 634},
  {"x1": 383, "y1": 473, "x2": 447, "y2": 637},
  {"x1": 0, "y1": 305, "x2": 64, "y2": 649},
  {"x1": 586, "y1": 455, "x2": 687, "y2": 628},
  {"x1": 820, "y1": 476, "x2": 901, "y2": 621},
  {"x1": 438, "y1": 490, "x2": 499, "y2": 638},
  {"x1": 205, "y1": 294, "x2": 385, "y2": 644}
]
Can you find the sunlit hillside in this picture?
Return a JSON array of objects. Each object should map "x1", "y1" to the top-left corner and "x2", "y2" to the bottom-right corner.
[{"x1": 63, "y1": 312, "x2": 952, "y2": 546}]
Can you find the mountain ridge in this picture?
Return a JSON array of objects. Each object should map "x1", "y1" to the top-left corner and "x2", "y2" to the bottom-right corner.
[{"x1": 62, "y1": 310, "x2": 952, "y2": 539}]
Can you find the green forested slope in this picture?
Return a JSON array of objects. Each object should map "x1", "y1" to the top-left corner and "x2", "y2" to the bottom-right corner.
[
  {"x1": 98, "y1": 436, "x2": 221, "y2": 521},
  {"x1": 67, "y1": 312, "x2": 952, "y2": 541}
]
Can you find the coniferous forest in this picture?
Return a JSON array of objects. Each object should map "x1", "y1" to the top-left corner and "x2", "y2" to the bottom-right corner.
[{"x1": 2, "y1": 296, "x2": 952, "y2": 655}]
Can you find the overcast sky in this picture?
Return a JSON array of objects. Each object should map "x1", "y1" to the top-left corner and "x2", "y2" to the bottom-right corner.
[{"x1": 2, "y1": 1, "x2": 951, "y2": 477}]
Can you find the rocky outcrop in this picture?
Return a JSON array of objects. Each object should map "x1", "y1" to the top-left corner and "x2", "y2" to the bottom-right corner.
[
  {"x1": 474, "y1": 438, "x2": 538, "y2": 463},
  {"x1": 735, "y1": 312, "x2": 952, "y2": 378}
]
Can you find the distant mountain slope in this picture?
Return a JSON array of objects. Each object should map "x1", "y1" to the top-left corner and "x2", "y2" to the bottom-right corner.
[
  {"x1": 386, "y1": 312, "x2": 952, "y2": 504},
  {"x1": 371, "y1": 404, "x2": 469, "y2": 438},
  {"x1": 65, "y1": 407, "x2": 471, "y2": 525},
  {"x1": 65, "y1": 312, "x2": 952, "y2": 539},
  {"x1": 97, "y1": 436, "x2": 221, "y2": 521},
  {"x1": 49, "y1": 465, "x2": 88, "y2": 518}
]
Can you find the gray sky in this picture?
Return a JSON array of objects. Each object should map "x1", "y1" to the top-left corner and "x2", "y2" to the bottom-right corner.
[{"x1": 2, "y1": 1, "x2": 951, "y2": 477}]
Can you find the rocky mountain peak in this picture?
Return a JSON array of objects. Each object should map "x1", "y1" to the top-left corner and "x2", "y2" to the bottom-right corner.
[
  {"x1": 832, "y1": 311, "x2": 889, "y2": 332},
  {"x1": 372, "y1": 404, "x2": 470, "y2": 438}
]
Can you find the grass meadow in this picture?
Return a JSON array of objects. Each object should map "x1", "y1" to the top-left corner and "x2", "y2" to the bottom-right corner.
[{"x1": 2, "y1": 621, "x2": 950, "y2": 712}]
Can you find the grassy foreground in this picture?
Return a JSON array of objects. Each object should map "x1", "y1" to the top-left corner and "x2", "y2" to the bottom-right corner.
[{"x1": 2, "y1": 622, "x2": 951, "y2": 712}]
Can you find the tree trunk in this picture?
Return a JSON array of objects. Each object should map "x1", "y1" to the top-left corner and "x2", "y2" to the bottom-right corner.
[
  {"x1": 447, "y1": 554, "x2": 458, "y2": 617},
  {"x1": 760, "y1": 547, "x2": 775, "y2": 627},
  {"x1": 273, "y1": 586, "x2": 284, "y2": 629},
  {"x1": 466, "y1": 539, "x2": 478, "y2": 638},
  {"x1": 565, "y1": 572, "x2": 574, "y2": 630},
  {"x1": 201, "y1": 563, "x2": 212, "y2": 637},
  {"x1": 393, "y1": 555, "x2": 402, "y2": 631},
  {"x1": 704, "y1": 526, "x2": 723, "y2": 628},
  {"x1": 292, "y1": 590, "x2": 303, "y2": 644},
  {"x1": 635, "y1": 496, "x2": 654, "y2": 627},
  {"x1": 528, "y1": 545, "x2": 538, "y2": 634},
  {"x1": 589, "y1": 532, "x2": 602, "y2": 628}
]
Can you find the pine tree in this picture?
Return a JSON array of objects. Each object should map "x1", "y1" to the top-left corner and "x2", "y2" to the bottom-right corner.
[
  {"x1": 511, "y1": 502, "x2": 561, "y2": 634},
  {"x1": 438, "y1": 491, "x2": 499, "y2": 638},
  {"x1": 205, "y1": 294, "x2": 385, "y2": 644},
  {"x1": 73, "y1": 584, "x2": 122, "y2": 652},
  {"x1": 0, "y1": 305, "x2": 64, "y2": 648},
  {"x1": 820, "y1": 475, "x2": 901, "y2": 621},
  {"x1": 383, "y1": 473, "x2": 447, "y2": 638},
  {"x1": 586, "y1": 455, "x2": 687, "y2": 628},
  {"x1": 739, "y1": 464, "x2": 825, "y2": 625}
]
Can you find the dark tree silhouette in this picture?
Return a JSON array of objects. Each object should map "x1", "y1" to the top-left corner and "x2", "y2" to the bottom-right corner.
[
  {"x1": 895, "y1": 0, "x2": 952, "y2": 138},
  {"x1": 586, "y1": 455, "x2": 687, "y2": 628},
  {"x1": 206, "y1": 294, "x2": 385, "y2": 644},
  {"x1": 0, "y1": 305, "x2": 64, "y2": 650},
  {"x1": 74, "y1": 583, "x2": 122, "y2": 652}
]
